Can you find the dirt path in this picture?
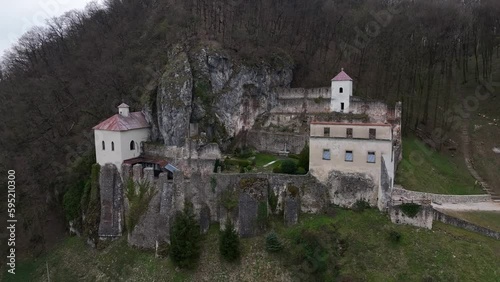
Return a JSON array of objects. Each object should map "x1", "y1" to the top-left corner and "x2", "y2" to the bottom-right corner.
[{"x1": 461, "y1": 122, "x2": 500, "y2": 201}]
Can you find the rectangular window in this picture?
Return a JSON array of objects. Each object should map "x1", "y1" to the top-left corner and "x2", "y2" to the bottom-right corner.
[
  {"x1": 369, "y1": 128, "x2": 376, "y2": 139},
  {"x1": 367, "y1": 152, "x2": 376, "y2": 163},
  {"x1": 322, "y1": 149, "x2": 331, "y2": 160},
  {"x1": 346, "y1": 128, "x2": 353, "y2": 138},
  {"x1": 324, "y1": 127, "x2": 330, "y2": 137},
  {"x1": 341, "y1": 102, "x2": 345, "y2": 111},
  {"x1": 345, "y1": 150, "x2": 353, "y2": 162}
]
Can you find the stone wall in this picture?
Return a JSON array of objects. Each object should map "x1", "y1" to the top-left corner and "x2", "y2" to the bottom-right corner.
[
  {"x1": 349, "y1": 99, "x2": 388, "y2": 123},
  {"x1": 378, "y1": 156, "x2": 392, "y2": 210},
  {"x1": 245, "y1": 130, "x2": 307, "y2": 154},
  {"x1": 389, "y1": 204, "x2": 434, "y2": 229},
  {"x1": 392, "y1": 187, "x2": 491, "y2": 203},
  {"x1": 144, "y1": 141, "x2": 221, "y2": 160},
  {"x1": 433, "y1": 210, "x2": 500, "y2": 240},
  {"x1": 98, "y1": 164, "x2": 124, "y2": 237}
]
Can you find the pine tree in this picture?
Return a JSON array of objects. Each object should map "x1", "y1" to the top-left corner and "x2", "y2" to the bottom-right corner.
[
  {"x1": 219, "y1": 220, "x2": 240, "y2": 262},
  {"x1": 265, "y1": 231, "x2": 284, "y2": 253},
  {"x1": 169, "y1": 202, "x2": 201, "y2": 269}
]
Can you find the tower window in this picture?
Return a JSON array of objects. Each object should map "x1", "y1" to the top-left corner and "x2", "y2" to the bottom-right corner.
[
  {"x1": 111, "y1": 142, "x2": 115, "y2": 151},
  {"x1": 369, "y1": 128, "x2": 376, "y2": 139},
  {"x1": 339, "y1": 87, "x2": 343, "y2": 93},
  {"x1": 324, "y1": 127, "x2": 330, "y2": 137},
  {"x1": 346, "y1": 128, "x2": 353, "y2": 138},
  {"x1": 102, "y1": 141, "x2": 105, "y2": 150},
  {"x1": 130, "y1": 141, "x2": 136, "y2": 150},
  {"x1": 341, "y1": 103, "x2": 345, "y2": 111}
]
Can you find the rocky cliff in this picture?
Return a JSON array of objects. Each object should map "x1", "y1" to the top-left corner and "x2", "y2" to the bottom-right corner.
[{"x1": 144, "y1": 44, "x2": 294, "y2": 148}]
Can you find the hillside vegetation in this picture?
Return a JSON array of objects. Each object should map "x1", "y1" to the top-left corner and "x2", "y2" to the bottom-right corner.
[
  {"x1": 0, "y1": 0, "x2": 499, "y2": 257},
  {"x1": 396, "y1": 137, "x2": 483, "y2": 195},
  {"x1": 2, "y1": 208, "x2": 499, "y2": 281}
]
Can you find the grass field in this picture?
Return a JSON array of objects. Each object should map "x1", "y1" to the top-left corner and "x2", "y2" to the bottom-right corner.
[
  {"x1": 437, "y1": 210, "x2": 500, "y2": 233},
  {"x1": 396, "y1": 137, "x2": 484, "y2": 195},
  {"x1": 4, "y1": 208, "x2": 499, "y2": 281}
]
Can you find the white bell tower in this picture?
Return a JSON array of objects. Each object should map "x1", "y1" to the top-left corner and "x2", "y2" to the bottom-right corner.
[{"x1": 330, "y1": 68, "x2": 353, "y2": 112}]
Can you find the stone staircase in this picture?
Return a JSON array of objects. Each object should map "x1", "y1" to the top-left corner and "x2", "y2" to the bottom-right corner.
[{"x1": 462, "y1": 125, "x2": 500, "y2": 202}]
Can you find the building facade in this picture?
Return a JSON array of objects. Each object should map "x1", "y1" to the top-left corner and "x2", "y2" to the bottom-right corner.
[{"x1": 93, "y1": 103, "x2": 150, "y2": 170}]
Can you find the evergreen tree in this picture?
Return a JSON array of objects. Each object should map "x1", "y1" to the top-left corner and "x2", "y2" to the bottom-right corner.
[
  {"x1": 219, "y1": 220, "x2": 240, "y2": 262},
  {"x1": 170, "y1": 202, "x2": 201, "y2": 269},
  {"x1": 265, "y1": 231, "x2": 284, "y2": 253}
]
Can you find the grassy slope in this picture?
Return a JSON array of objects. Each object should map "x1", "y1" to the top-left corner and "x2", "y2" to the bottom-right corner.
[
  {"x1": 4, "y1": 209, "x2": 499, "y2": 282},
  {"x1": 396, "y1": 137, "x2": 484, "y2": 195},
  {"x1": 468, "y1": 56, "x2": 500, "y2": 195},
  {"x1": 437, "y1": 210, "x2": 500, "y2": 233}
]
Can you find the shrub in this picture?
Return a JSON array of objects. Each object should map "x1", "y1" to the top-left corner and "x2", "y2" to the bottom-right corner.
[
  {"x1": 272, "y1": 166, "x2": 282, "y2": 173},
  {"x1": 257, "y1": 202, "x2": 269, "y2": 230},
  {"x1": 126, "y1": 180, "x2": 155, "y2": 233},
  {"x1": 265, "y1": 231, "x2": 284, "y2": 252},
  {"x1": 388, "y1": 230, "x2": 402, "y2": 243},
  {"x1": 296, "y1": 167, "x2": 307, "y2": 175},
  {"x1": 280, "y1": 160, "x2": 297, "y2": 174},
  {"x1": 63, "y1": 181, "x2": 84, "y2": 222},
  {"x1": 400, "y1": 203, "x2": 421, "y2": 218},
  {"x1": 298, "y1": 144, "x2": 309, "y2": 171},
  {"x1": 83, "y1": 164, "x2": 101, "y2": 241},
  {"x1": 219, "y1": 220, "x2": 240, "y2": 262},
  {"x1": 352, "y1": 199, "x2": 370, "y2": 212},
  {"x1": 170, "y1": 202, "x2": 202, "y2": 269},
  {"x1": 213, "y1": 159, "x2": 223, "y2": 173}
]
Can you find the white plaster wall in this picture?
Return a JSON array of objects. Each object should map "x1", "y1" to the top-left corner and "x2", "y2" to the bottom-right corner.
[
  {"x1": 94, "y1": 130, "x2": 125, "y2": 169},
  {"x1": 94, "y1": 128, "x2": 149, "y2": 170},
  {"x1": 330, "y1": 80, "x2": 352, "y2": 112},
  {"x1": 120, "y1": 128, "x2": 150, "y2": 161},
  {"x1": 309, "y1": 137, "x2": 393, "y2": 185}
]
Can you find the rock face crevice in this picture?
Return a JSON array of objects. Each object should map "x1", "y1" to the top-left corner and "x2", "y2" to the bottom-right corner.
[{"x1": 144, "y1": 44, "x2": 294, "y2": 148}]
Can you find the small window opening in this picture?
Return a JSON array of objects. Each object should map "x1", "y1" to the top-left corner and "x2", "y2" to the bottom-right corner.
[
  {"x1": 323, "y1": 149, "x2": 331, "y2": 160},
  {"x1": 369, "y1": 128, "x2": 376, "y2": 139},
  {"x1": 367, "y1": 152, "x2": 376, "y2": 163},
  {"x1": 102, "y1": 141, "x2": 105, "y2": 150},
  {"x1": 324, "y1": 127, "x2": 330, "y2": 137},
  {"x1": 346, "y1": 128, "x2": 353, "y2": 138},
  {"x1": 130, "y1": 141, "x2": 136, "y2": 150},
  {"x1": 111, "y1": 142, "x2": 115, "y2": 151},
  {"x1": 345, "y1": 150, "x2": 353, "y2": 162}
]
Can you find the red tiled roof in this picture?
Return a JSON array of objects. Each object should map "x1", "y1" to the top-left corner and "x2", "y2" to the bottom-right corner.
[
  {"x1": 92, "y1": 112, "x2": 149, "y2": 131},
  {"x1": 331, "y1": 69, "x2": 353, "y2": 81}
]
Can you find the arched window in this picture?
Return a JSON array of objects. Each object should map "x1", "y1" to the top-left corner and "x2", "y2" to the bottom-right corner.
[
  {"x1": 130, "y1": 140, "x2": 135, "y2": 150},
  {"x1": 339, "y1": 87, "x2": 344, "y2": 93},
  {"x1": 102, "y1": 141, "x2": 105, "y2": 150},
  {"x1": 111, "y1": 142, "x2": 115, "y2": 151}
]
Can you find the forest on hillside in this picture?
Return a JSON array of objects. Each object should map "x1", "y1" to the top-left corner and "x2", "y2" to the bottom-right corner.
[{"x1": 0, "y1": 0, "x2": 499, "y2": 255}]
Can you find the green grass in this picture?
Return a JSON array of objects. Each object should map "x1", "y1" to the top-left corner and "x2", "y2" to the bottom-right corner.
[
  {"x1": 253, "y1": 153, "x2": 278, "y2": 167},
  {"x1": 396, "y1": 137, "x2": 484, "y2": 195},
  {"x1": 4, "y1": 209, "x2": 499, "y2": 281},
  {"x1": 438, "y1": 210, "x2": 500, "y2": 233}
]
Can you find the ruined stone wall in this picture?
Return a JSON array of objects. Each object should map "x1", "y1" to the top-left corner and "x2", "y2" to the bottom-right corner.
[
  {"x1": 433, "y1": 210, "x2": 500, "y2": 240},
  {"x1": 392, "y1": 187, "x2": 491, "y2": 203},
  {"x1": 378, "y1": 156, "x2": 392, "y2": 211},
  {"x1": 98, "y1": 164, "x2": 124, "y2": 238},
  {"x1": 245, "y1": 130, "x2": 307, "y2": 154},
  {"x1": 144, "y1": 142, "x2": 221, "y2": 160},
  {"x1": 349, "y1": 100, "x2": 388, "y2": 123},
  {"x1": 389, "y1": 204, "x2": 434, "y2": 229}
]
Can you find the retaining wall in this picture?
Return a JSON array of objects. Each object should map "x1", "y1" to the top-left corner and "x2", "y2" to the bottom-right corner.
[
  {"x1": 392, "y1": 187, "x2": 491, "y2": 204},
  {"x1": 433, "y1": 210, "x2": 500, "y2": 240}
]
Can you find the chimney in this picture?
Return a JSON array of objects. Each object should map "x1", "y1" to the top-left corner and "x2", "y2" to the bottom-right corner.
[{"x1": 118, "y1": 103, "x2": 130, "y2": 117}]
